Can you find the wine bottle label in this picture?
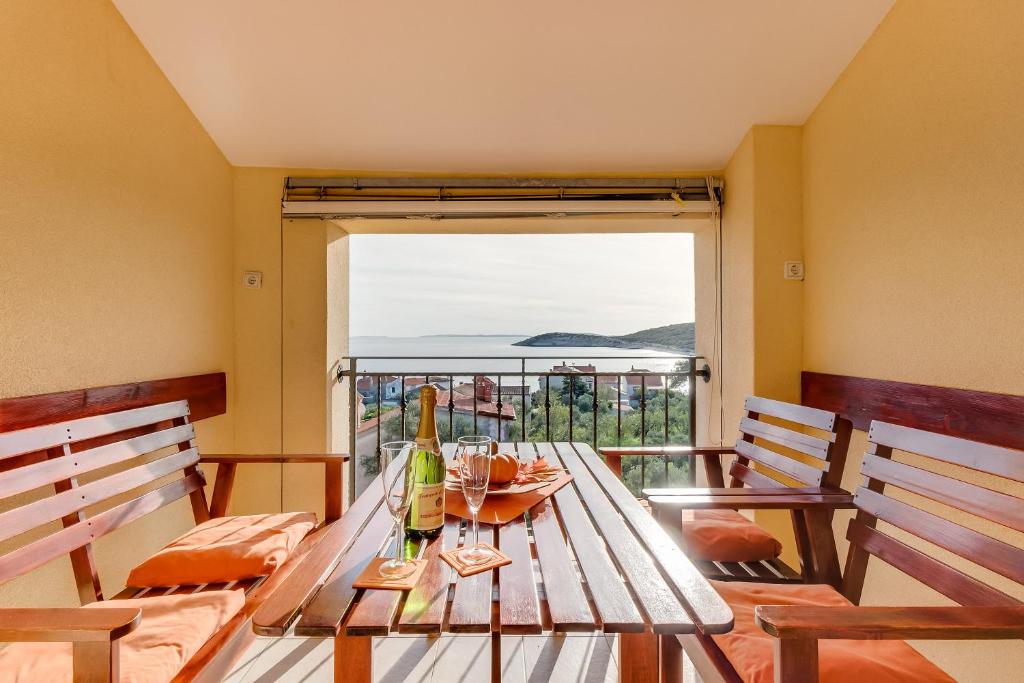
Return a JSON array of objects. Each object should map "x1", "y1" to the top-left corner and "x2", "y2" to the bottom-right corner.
[{"x1": 409, "y1": 482, "x2": 444, "y2": 530}]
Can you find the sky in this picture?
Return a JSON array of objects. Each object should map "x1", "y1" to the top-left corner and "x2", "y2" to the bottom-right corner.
[{"x1": 349, "y1": 233, "x2": 694, "y2": 337}]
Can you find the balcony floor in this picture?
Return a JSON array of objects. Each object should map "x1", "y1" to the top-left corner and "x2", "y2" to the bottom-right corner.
[{"x1": 224, "y1": 633, "x2": 700, "y2": 682}]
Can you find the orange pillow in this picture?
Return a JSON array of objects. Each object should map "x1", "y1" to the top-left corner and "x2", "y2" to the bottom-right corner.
[
  {"x1": 127, "y1": 512, "x2": 316, "y2": 587},
  {"x1": 680, "y1": 510, "x2": 783, "y2": 562},
  {"x1": 709, "y1": 580, "x2": 956, "y2": 683},
  {"x1": 0, "y1": 590, "x2": 243, "y2": 683}
]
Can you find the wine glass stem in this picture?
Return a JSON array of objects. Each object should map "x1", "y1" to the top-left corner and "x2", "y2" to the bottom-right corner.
[
  {"x1": 396, "y1": 521, "x2": 405, "y2": 565},
  {"x1": 473, "y1": 511, "x2": 480, "y2": 548}
]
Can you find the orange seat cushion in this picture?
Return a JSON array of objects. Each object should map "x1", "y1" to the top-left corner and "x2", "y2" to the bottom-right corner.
[
  {"x1": 126, "y1": 512, "x2": 316, "y2": 587},
  {"x1": 0, "y1": 590, "x2": 244, "y2": 682},
  {"x1": 680, "y1": 510, "x2": 783, "y2": 562},
  {"x1": 710, "y1": 580, "x2": 955, "y2": 683}
]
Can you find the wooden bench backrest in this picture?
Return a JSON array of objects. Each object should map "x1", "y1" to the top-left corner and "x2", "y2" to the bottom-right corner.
[
  {"x1": 728, "y1": 396, "x2": 853, "y2": 490},
  {"x1": 0, "y1": 400, "x2": 209, "y2": 601},
  {"x1": 842, "y1": 420, "x2": 1024, "y2": 607}
]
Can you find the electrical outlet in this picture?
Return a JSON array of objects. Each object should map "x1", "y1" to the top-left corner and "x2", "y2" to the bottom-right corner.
[
  {"x1": 784, "y1": 261, "x2": 805, "y2": 280},
  {"x1": 242, "y1": 271, "x2": 263, "y2": 289}
]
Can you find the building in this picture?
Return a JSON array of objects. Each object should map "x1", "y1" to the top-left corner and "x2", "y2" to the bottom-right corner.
[
  {"x1": 624, "y1": 368, "x2": 664, "y2": 396},
  {"x1": 545, "y1": 363, "x2": 597, "y2": 391},
  {"x1": 436, "y1": 379, "x2": 517, "y2": 441}
]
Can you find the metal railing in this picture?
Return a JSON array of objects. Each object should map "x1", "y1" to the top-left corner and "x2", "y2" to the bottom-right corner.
[{"x1": 338, "y1": 355, "x2": 707, "y2": 503}]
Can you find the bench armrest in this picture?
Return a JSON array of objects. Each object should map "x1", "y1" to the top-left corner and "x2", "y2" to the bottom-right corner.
[
  {"x1": 200, "y1": 453, "x2": 350, "y2": 463},
  {"x1": 756, "y1": 605, "x2": 1024, "y2": 640},
  {"x1": 598, "y1": 446, "x2": 736, "y2": 457},
  {"x1": 0, "y1": 608, "x2": 141, "y2": 642},
  {"x1": 200, "y1": 454, "x2": 349, "y2": 522},
  {"x1": 646, "y1": 491, "x2": 854, "y2": 512},
  {"x1": 599, "y1": 446, "x2": 736, "y2": 484},
  {"x1": 642, "y1": 486, "x2": 848, "y2": 498}
]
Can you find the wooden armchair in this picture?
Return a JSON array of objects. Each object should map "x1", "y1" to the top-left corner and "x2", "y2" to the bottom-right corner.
[
  {"x1": 683, "y1": 421, "x2": 1024, "y2": 683},
  {"x1": 601, "y1": 396, "x2": 854, "y2": 586}
]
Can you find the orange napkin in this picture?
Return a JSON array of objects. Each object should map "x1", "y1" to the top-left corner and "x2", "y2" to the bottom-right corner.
[{"x1": 446, "y1": 474, "x2": 574, "y2": 524}]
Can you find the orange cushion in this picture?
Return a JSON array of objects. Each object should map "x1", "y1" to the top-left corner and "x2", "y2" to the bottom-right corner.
[
  {"x1": 710, "y1": 580, "x2": 956, "y2": 683},
  {"x1": 0, "y1": 590, "x2": 244, "y2": 682},
  {"x1": 680, "y1": 510, "x2": 783, "y2": 562},
  {"x1": 126, "y1": 512, "x2": 316, "y2": 587}
]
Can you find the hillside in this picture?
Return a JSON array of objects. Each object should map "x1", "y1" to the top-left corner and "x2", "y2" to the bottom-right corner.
[{"x1": 513, "y1": 322, "x2": 694, "y2": 353}]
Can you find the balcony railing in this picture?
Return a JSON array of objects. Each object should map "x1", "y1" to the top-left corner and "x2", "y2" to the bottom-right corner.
[{"x1": 338, "y1": 355, "x2": 707, "y2": 502}]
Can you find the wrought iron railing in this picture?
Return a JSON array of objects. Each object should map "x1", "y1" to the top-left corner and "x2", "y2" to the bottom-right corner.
[{"x1": 338, "y1": 355, "x2": 707, "y2": 503}]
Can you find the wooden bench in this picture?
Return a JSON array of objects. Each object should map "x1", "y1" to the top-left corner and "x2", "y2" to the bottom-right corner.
[
  {"x1": 0, "y1": 375, "x2": 348, "y2": 682},
  {"x1": 681, "y1": 420, "x2": 1024, "y2": 682},
  {"x1": 601, "y1": 396, "x2": 854, "y2": 585}
]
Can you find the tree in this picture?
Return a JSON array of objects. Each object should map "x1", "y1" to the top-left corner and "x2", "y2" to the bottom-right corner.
[
  {"x1": 669, "y1": 359, "x2": 689, "y2": 389},
  {"x1": 558, "y1": 374, "x2": 593, "y2": 405}
]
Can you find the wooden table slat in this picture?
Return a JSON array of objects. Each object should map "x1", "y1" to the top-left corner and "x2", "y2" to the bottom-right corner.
[
  {"x1": 551, "y1": 442, "x2": 693, "y2": 634},
  {"x1": 397, "y1": 516, "x2": 460, "y2": 633},
  {"x1": 567, "y1": 442, "x2": 734, "y2": 634},
  {"x1": 516, "y1": 442, "x2": 595, "y2": 632},
  {"x1": 495, "y1": 443, "x2": 543, "y2": 635},
  {"x1": 445, "y1": 440, "x2": 493, "y2": 633},
  {"x1": 497, "y1": 514, "x2": 542, "y2": 634},
  {"x1": 295, "y1": 503, "x2": 395, "y2": 637},
  {"x1": 448, "y1": 523, "x2": 495, "y2": 633},
  {"x1": 251, "y1": 474, "x2": 385, "y2": 636},
  {"x1": 533, "y1": 443, "x2": 645, "y2": 633},
  {"x1": 344, "y1": 536, "x2": 420, "y2": 637}
]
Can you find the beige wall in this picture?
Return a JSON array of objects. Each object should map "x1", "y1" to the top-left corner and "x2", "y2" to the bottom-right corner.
[
  {"x1": 0, "y1": 0, "x2": 235, "y2": 605},
  {"x1": 719, "y1": 126, "x2": 804, "y2": 429},
  {"x1": 718, "y1": 127, "x2": 806, "y2": 558},
  {"x1": 231, "y1": 168, "x2": 359, "y2": 519},
  {"x1": 714, "y1": 2, "x2": 1023, "y2": 677},
  {"x1": 720, "y1": 131, "x2": 756, "y2": 437},
  {"x1": 800, "y1": 0, "x2": 1024, "y2": 679}
]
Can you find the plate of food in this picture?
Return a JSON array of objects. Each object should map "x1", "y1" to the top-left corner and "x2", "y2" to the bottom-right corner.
[{"x1": 446, "y1": 453, "x2": 564, "y2": 496}]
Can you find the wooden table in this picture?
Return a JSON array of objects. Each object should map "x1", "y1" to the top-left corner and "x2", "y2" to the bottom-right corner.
[{"x1": 252, "y1": 442, "x2": 734, "y2": 682}]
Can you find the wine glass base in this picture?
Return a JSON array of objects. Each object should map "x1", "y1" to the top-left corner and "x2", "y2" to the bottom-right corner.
[
  {"x1": 378, "y1": 559, "x2": 416, "y2": 578},
  {"x1": 458, "y1": 544, "x2": 495, "y2": 565}
]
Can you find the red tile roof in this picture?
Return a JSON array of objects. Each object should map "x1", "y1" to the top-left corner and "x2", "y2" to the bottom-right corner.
[
  {"x1": 551, "y1": 364, "x2": 596, "y2": 373},
  {"x1": 436, "y1": 389, "x2": 516, "y2": 420},
  {"x1": 625, "y1": 372, "x2": 664, "y2": 388}
]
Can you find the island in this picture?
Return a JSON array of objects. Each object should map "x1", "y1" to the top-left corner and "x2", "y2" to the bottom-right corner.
[{"x1": 513, "y1": 322, "x2": 694, "y2": 353}]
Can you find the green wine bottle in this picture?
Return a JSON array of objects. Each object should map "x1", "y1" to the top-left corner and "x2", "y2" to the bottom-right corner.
[{"x1": 405, "y1": 385, "x2": 445, "y2": 539}]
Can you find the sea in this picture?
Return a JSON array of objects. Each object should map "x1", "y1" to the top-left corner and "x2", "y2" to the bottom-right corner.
[{"x1": 349, "y1": 335, "x2": 685, "y2": 390}]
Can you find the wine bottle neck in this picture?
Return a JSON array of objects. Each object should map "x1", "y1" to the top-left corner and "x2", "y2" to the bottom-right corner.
[{"x1": 416, "y1": 387, "x2": 439, "y2": 440}]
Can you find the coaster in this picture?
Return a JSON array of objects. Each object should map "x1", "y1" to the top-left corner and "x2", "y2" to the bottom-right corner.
[
  {"x1": 439, "y1": 544, "x2": 512, "y2": 577},
  {"x1": 352, "y1": 557, "x2": 428, "y2": 590}
]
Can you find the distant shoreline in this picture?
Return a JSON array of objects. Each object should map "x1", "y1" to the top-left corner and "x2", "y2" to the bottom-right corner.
[
  {"x1": 513, "y1": 322, "x2": 694, "y2": 354},
  {"x1": 352, "y1": 334, "x2": 527, "y2": 339}
]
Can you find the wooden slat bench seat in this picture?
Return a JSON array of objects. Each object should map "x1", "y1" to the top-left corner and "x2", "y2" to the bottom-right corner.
[
  {"x1": 682, "y1": 421, "x2": 1024, "y2": 683},
  {"x1": 602, "y1": 396, "x2": 854, "y2": 586},
  {"x1": 0, "y1": 379, "x2": 348, "y2": 683}
]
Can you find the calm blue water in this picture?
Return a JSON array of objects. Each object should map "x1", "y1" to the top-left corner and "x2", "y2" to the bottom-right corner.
[{"x1": 349, "y1": 335, "x2": 684, "y2": 386}]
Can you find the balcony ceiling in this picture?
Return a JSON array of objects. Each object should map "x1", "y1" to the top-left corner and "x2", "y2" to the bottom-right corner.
[{"x1": 112, "y1": 0, "x2": 893, "y2": 173}]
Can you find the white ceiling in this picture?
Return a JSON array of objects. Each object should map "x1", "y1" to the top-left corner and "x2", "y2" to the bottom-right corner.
[{"x1": 113, "y1": 1, "x2": 893, "y2": 173}]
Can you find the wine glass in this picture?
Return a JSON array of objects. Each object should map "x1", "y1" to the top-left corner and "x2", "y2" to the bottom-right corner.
[
  {"x1": 456, "y1": 435, "x2": 495, "y2": 564},
  {"x1": 379, "y1": 441, "x2": 417, "y2": 578}
]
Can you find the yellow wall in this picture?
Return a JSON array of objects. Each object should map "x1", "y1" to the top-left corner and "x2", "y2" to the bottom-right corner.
[
  {"x1": 720, "y1": 131, "x2": 756, "y2": 437},
  {"x1": 800, "y1": 0, "x2": 1024, "y2": 678},
  {"x1": 720, "y1": 126, "x2": 805, "y2": 431},
  {"x1": 231, "y1": 168, "x2": 358, "y2": 519},
  {"x1": 0, "y1": 0, "x2": 235, "y2": 604},
  {"x1": 719, "y1": 127, "x2": 806, "y2": 556}
]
